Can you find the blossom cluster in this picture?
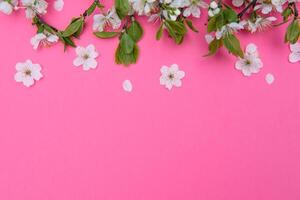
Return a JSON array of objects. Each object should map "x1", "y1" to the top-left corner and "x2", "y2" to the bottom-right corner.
[{"x1": 0, "y1": 0, "x2": 299, "y2": 66}]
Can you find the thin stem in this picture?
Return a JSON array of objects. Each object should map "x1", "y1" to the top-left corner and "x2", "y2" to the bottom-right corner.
[{"x1": 238, "y1": 0, "x2": 257, "y2": 19}]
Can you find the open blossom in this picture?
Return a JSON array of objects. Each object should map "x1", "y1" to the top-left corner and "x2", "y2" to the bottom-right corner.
[
  {"x1": 160, "y1": 64, "x2": 185, "y2": 90},
  {"x1": 93, "y1": 7, "x2": 121, "y2": 32},
  {"x1": 208, "y1": 1, "x2": 220, "y2": 17},
  {"x1": 21, "y1": 0, "x2": 48, "y2": 19},
  {"x1": 30, "y1": 32, "x2": 59, "y2": 50},
  {"x1": 289, "y1": 43, "x2": 300, "y2": 63},
  {"x1": 244, "y1": 16, "x2": 277, "y2": 33},
  {"x1": 130, "y1": 0, "x2": 157, "y2": 15},
  {"x1": 254, "y1": 0, "x2": 286, "y2": 14},
  {"x1": 14, "y1": 60, "x2": 43, "y2": 87},
  {"x1": 0, "y1": 0, "x2": 17, "y2": 15},
  {"x1": 182, "y1": 0, "x2": 208, "y2": 18},
  {"x1": 235, "y1": 43, "x2": 263, "y2": 76},
  {"x1": 216, "y1": 22, "x2": 244, "y2": 39},
  {"x1": 73, "y1": 44, "x2": 99, "y2": 71}
]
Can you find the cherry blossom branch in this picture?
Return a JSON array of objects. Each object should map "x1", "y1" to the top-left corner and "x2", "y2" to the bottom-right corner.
[{"x1": 238, "y1": 0, "x2": 257, "y2": 19}]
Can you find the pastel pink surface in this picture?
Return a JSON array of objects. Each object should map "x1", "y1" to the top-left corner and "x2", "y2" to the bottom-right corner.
[{"x1": 0, "y1": 1, "x2": 300, "y2": 200}]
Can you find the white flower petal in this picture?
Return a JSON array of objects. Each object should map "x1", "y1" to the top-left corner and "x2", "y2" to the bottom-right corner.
[
  {"x1": 73, "y1": 57, "x2": 84, "y2": 66},
  {"x1": 54, "y1": 0, "x2": 64, "y2": 11},
  {"x1": 265, "y1": 73, "x2": 275, "y2": 85},
  {"x1": 123, "y1": 80, "x2": 133, "y2": 92},
  {"x1": 246, "y1": 43, "x2": 258, "y2": 55},
  {"x1": 290, "y1": 43, "x2": 300, "y2": 52},
  {"x1": 289, "y1": 52, "x2": 300, "y2": 63}
]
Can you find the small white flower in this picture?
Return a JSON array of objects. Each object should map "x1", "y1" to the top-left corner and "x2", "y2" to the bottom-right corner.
[
  {"x1": 232, "y1": 0, "x2": 245, "y2": 7},
  {"x1": 73, "y1": 44, "x2": 99, "y2": 71},
  {"x1": 93, "y1": 7, "x2": 121, "y2": 32},
  {"x1": 215, "y1": 22, "x2": 244, "y2": 40},
  {"x1": 22, "y1": 0, "x2": 48, "y2": 19},
  {"x1": 123, "y1": 80, "x2": 133, "y2": 92},
  {"x1": 14, "y1": 60, "x2": 43, "y2": 87},
  {"x1": 30, "y1": 32, "x2": 59, "y2": 50},
  {"x1": 205, "y1": 34, "x2": 214, "y2": 44},
  {"x1": 265, "y1": 73, "x2": 275, "y2": 85},
  {"x1": 235, "y1": 43, "x2": 263, "y2": 77},
  {"x1": 246, "y1": 16, "x2": 277, "y2": 33},
  {"x1": 130, "y1": 0, "x2": 157, "y2": 15},
  {"x1": 0, "y1": 0, "x2": 17, "y2": 15},
  {"x1": 54, "y1": 0, "x2": 64, "y2": 11},
  {"x1": 160, "y1": 64, "x2": 185, "y2": 90},
  {"x1": 208, "y1": 1, "x2": 220, "y2": 17},
  {"x1": 254, "y1": 0, "x2": 286, "y2": 14},
  {"x1": 289, "y1": 43, "x2": 300, "y2": 63},
  {"x1": 182, "y1": 0, "x2": 208, "y2": 18}
]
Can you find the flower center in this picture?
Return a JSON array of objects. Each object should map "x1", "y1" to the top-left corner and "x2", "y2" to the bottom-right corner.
[
  {"x1": 24, "y1": 69, "x2": 32, "y2": 76},
  {"x1": 245, "y1": 59, "x2": 252, "y2": 65},
  {"x1": 83, "y1": 54, "x2": 90, "y2": 60},
  {"x1": 168, "y1": 73, "x2": 175, "y2": 80}
]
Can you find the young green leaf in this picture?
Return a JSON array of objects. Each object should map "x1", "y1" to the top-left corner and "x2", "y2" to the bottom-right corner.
[
  {"x1": 94, "y1": 31, "x2": 120, "y2": 39},
  {"x1": 204, "y1": 39, "x2": 223, "y2": 56},
  {"x1": 62, "y1": 17, "x2": 84, "y2": 37},
  {"x1": 156, "y1": 22, "x2": 164, "y2": 40},
  {"x1": 115, "y1": 0, "x2": 130, "y2": 19},
  {"x1": 185, "y1": 19, "x2": 199, "y2": 33},
  {"x1": 164, "y1": 20, "x2": 187, "y2": 44},
  {"x1": 86, "y1": 2, "x2": 97, "y2": 16},
  {"x1": 120, "y1": 33, "x2": 135, "y2": 54},
  {"x1": 223, "y1": 7, "x2": 238, "y2": 23},
  {"x1": 285, "y1": 20, "x2": 300, "y2": 44},
  {"x1": 207, "y1": 16, "x2": 217, "y2": 33},
  {"x1": 115, "y1": 44, "x2": 139, "y2": 65},
  {"x1": 127, "y1": 20, "x2": 143, "y2": 42},
  {"x1": 223, "y1": 34, "x2": 244, "y2": 58}
]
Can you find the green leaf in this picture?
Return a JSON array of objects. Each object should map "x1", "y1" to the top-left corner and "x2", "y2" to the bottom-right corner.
[
  {"x1": 62, "y1": 17, "x2": 84, "y2": 37},
  {"x1": 94, "y1": 31, "x2": 120, "y2": 39},
  {"x1": 223, "y1": 7, "x2": 238, "y2": 23},
  {"x1": 204, "y1": 39, "x2": 223, "y2": 56},
  {"x1": 120, "y1": 33, "x2": 135, "y2": 54},
  {"x1": 115, "y1": 44, "x2": 139, "y2": 65},
  {"x1": 127, "y1": 20, "x2": 143, "y2": 42},
  {"x1": 164, "y1": 20, "x2": 187, "y2": 44},
  {"x1": 185, "y1": 19, "x2": 199, "y2": 33},
  {"x1": 282, "y1": 7, "x2": 292, "y2": 21},
  {"x1": 86, "y1": 2, "x2": 97, "y2": 16},
  {"x1": 115, "y1": 0, "x2": 130, "y2": 19},
  {"x1": 285, "y1": 20, "x2": 300, "y2": 44},
  {"x1": 156, "y1": 22, "x2": 164, "y2": 40},
  {"x1": 207, "y1": 16, "x2": 217, "y2": 33},
  {"x1": 223, "y1": 34, "x2": 244, "y2": 58},
  {"x1": 216, "y1": 13, "x2": 225, "y2": 30}
]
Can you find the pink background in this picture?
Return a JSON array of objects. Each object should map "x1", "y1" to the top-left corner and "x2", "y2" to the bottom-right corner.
[{"x1": 1, "y1": 0, "x2": 300, "y2": 199}]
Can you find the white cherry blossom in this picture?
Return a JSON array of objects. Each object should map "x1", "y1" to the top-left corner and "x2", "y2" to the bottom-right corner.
[
  {"x1": 160, "y1": 64, "x2": 185, "y2": 90},
  {"x1": 235, "y1": 43, "x2": 263, "y2": 76},
  {"x1": 93, "y1": 7, "x2": 121, "y2": 32},
  {"x1": 208, "y1": 1, "x2": 220, "y2": 17},
  {"x1": 73, "y1": 44, "x2": 99, "y2": 71},
  {"x1": 0, "y1": 0, "x2": 17, "y2": 15},
  {"x1": 289, "y1": 43, "x2": 300, "y2": 63},
  {"x1": 14, "y1": 60, "x2": 43, "y2": 87},
  {"x1": 130, "y1": 0, "x2": 157, "y2": 15},
  {"x1": 30, "y1": 32, "x2": 59, "y2": 50},
  {"x1": 182, "y1": 0, "x2": 208, "y2": 18},
  {"x1": 245, "y1": 16, "x2": 277, "y2": 33},
  {"x1": 215, "y1": 22, "x2": 244, "y2": 40},
  {"x1": 21, "y1": 0, "x2": 48, "y2": 19}
]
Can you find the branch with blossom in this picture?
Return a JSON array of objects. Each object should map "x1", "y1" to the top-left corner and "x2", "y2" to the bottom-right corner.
[{"x1": 0, "y1": 0, "x2": 299, "y2": 66}]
